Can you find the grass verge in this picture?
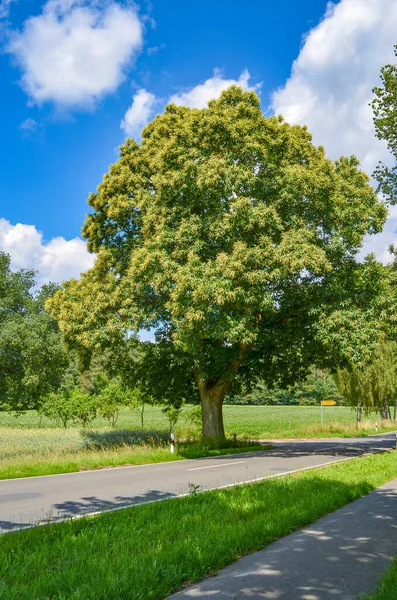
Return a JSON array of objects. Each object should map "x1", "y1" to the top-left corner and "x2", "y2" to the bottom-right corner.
[
  {"x1": 366, "y1": 558, "x2": 397, "y2": 600},
  {"x1": 0, "y1": 440, "x2": 267, "y2": 480},
  {"x1": 2, "y1": 451, "x2": 397, "y2": 599}
]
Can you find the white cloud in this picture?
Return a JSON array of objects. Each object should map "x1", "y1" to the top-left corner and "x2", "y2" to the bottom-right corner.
[
  {"x1": 20, "y1": 117, "x2": 38, "y2": 134},
  {"x1": 169, "y1": 68, "x2": 257, "y2": 109},
  {"x1": 0, "y1": 0, "x2": 16, "y2": 19},
  {"x1": 272, "y1": 0, "x2": 397, "y2": 262},
  {"x1": 120, "y1": 69, "x2": 259, "y2": 138},
  {"x1": 0, "y1": 218, "x2": 95, "y2": 286},
  {"x1": 120, "y1": 88, "x2": 156, "y2": 137},
  {"x1": 7, "y1": 0, "x2": 142, "y2": 107}
]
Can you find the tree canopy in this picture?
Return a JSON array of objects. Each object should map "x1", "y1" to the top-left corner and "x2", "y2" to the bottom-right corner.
[
  {"x1": 0, "y1": 253, "x2": 68, "y2": 411},
  {"x1": 48, "y1": 86, "x2": 388, "y2": 438}
]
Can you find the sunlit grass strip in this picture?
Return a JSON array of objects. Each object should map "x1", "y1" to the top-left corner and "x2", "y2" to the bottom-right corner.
[
  {"x1": 365, "y1": 556, "x2": 397, "y2": 600},
  {"x1": 0, "y1": 442, "x2": 266, "y2": 480},
  {"x1": 1, "y1": 451, "x2": 397, "y2": 600}
]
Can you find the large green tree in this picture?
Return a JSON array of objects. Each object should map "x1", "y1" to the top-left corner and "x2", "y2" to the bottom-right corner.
[
  {"x1": 0, "y1": 253, "x2": 68, "y2": 411},
  {"x1": 48, "y1": 87, "x2": 387, "y2": 438}
]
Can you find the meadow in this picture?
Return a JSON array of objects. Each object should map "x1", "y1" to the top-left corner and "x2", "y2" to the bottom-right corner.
[{"x1": 0, "y1": 405, "x2": 395, "y2": 479}]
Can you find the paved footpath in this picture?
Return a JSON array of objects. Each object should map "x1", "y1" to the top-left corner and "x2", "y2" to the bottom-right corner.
[
  {"x1": 169, "y1": 476, "x2": 397, "y2": 600},
  {"x1": 0, "y1": 433, "x2": 394, "y2": 534}
]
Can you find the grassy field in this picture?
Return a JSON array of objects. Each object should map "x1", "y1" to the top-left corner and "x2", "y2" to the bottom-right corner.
[
  {"x1": 1, "y1": 451, "x2": 397, "y2": 600},
  {"x1": 1, "y1": 404, "x2": 395, "y2": 439},
  {"x1": 0, "y1": 405, "x2": 395, "y2": 479}
]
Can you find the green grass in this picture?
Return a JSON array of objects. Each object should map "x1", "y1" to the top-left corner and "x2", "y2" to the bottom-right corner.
[
  {"x1": 366, "y1": 558, "x2": 397, "y2": 600},
  {"x1": 1, "y1": 451, "x2": 397, "y2": 600},
  {"x1": 1, "y1": 404, "x2": 395, "y2": 439},
  {"x1": 0, "y1": 404, "x2": 395, "y2": 479},
  {"x1": 0, "y1": 437, "x2": 267, "y2": 480}
]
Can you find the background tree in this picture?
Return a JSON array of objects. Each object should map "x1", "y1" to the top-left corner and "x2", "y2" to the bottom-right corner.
[
  {"x1": 372, "y1": 45, "x2": 397, "y2": 202},
  {"x1": 40, "y1": 388, "x2": 97, "y2": 428},
  {"x1": 48, "y1": 87, "x2": 388, "y2": 439},
  {"x1": 335, "y1": 342, "x2": 397, "y2": 421},
  {"x1": 96, "y1": 380, "x2": 127, "y2": 427},
  {"x1": 228, "y1": 369, "x2": 342, "y2": 406},
  {"x1": 0, "y1": 253, "x2": 68, "y2": 411}
]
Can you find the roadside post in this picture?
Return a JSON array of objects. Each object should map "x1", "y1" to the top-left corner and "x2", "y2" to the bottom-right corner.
[
  {"x1": 320, "y1": 400, "x2": 336, "y2": 426},
  {"x1": 170, "y1": 432, "x2": 175, "y2": 454}
]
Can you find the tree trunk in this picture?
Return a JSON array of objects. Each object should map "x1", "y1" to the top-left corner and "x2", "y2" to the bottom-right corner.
[
  {"x1": 357, "y1": 401, "x2": 362, "y2": 423},
  {"x1": 195, "y1": 342, "x2": 253, "y2": 440},
  {"x1": 379, "y1": 402, "x2": 390, "y2": 420},
  {"x1": 394, "y1": 398, "x2": 396, "y2": 421},
  {"x1": 199, "y1": 384, "x2": 226, "y2": 439},
  {"x1": 140, "y1": 403, "x2": 145, "y2": 429}
]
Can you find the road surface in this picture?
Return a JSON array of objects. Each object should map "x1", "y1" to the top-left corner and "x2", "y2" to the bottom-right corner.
[{"x1": 0, "y1": 433, "x2": 394, "y2": 534}]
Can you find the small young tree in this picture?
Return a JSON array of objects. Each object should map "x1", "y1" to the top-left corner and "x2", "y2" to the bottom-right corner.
[
  {"x1": 162, "y1": 405, "x2": 182, "y2": 434},
  {"x1": 127, "y1": 387, "x2": 149, "y2": 428},
  {"x1": 39, "y1": 392, "x2": 75, "y2": 428},
  {"x1": 97, "y1": 380, "x2": 126, "y2": 427},
  {"x1": 39, "y1": 388, "x2": 96, "y2": 428},
  {"x1": 70, "y1": 389, "x2": 97, "y2": 427}
]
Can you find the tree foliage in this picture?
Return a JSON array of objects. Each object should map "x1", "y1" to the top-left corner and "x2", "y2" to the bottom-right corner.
[
  {"x1": 335, "y1": 342, "x2": 397, "y2": 420},
  {"x1": 233, "y1": 369, "x2": 342, "y2": 406},
  {"x1": 0, "y1": 253, "x2": 68, "y2": 411},
  {"x1": 372, "y1": 44, "x2": 397, "y2": 201},
  {"x1": 48, "y1": 87, "x2": 388, "y2": 438}
]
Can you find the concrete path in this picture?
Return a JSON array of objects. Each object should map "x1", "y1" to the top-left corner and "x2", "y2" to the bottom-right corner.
[
  {"x1": 168, "y1": 476, "x2": 397, "y2": 600},
  {"x1": 0, "y1": 433, "x2": 394, "y2": 534}
]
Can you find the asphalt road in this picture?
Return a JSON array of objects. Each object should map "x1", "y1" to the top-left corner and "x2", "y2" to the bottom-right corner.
[{"x1": 0, "y1": 433, "x2": 394, "y2": 534}]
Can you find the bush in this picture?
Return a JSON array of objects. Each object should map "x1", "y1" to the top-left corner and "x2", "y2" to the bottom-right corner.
[
  {"x1": 39, "y1": 389, "x2": 97, "y2": 428},
  {"x1": 96, "y1": 381, "x2": 127, "y2": 428}
]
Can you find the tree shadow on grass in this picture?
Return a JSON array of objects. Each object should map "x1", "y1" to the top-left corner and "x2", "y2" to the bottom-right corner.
[
  {"x1": 81, "y1": 429, "x2": 169, "y2": 451},
  {"x1": 168, "y1": 479, "x2": 397, "y2": 600}
]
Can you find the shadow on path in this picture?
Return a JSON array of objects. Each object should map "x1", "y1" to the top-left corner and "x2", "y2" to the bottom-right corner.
[{"x1": 169, "y1": 484, "x2": 397, "y2": 600}]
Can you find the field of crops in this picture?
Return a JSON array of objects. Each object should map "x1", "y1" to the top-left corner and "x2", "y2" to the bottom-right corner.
[{"x1": 0, "y1": 404, "x2": 394, "y2": 463}]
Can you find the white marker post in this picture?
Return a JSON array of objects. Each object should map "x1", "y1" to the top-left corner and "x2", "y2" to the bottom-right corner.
[{"x1": 170, "y1": 432, "x2": 175, "y2": 454}]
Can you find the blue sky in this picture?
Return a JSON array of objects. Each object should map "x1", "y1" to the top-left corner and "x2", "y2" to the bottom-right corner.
[{"x1": 1, "y1": 0, "x2": 397, "y2": 285}]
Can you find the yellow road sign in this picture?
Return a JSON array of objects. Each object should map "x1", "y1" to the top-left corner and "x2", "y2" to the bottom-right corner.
[{"x1": 321, "y1": 400, "x2": 336, "y2": 406}]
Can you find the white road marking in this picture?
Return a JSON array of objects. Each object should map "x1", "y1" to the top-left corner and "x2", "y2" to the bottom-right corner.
[
  {"x1": 1, "y1": 454, "x2": 368, "y2": 535},
  {"x1": 187, "y1": 460, "x2": 246, "y2": 471}
]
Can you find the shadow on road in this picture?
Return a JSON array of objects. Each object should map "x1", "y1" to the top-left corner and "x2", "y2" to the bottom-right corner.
[
  {"x1": 0, "y1": 519, "x2": 32, "y2": 532},
  {"x1": 53, "y1": 488, "x2": 176, "y2": 518}
]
